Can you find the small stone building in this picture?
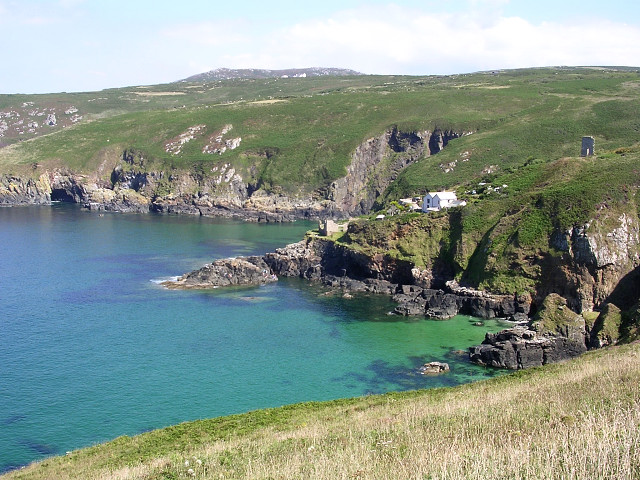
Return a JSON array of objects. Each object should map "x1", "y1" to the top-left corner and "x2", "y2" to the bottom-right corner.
[
  {"x1": 581, "y1": 136, "x2": 595, "y2": 157},
  {"x1": 319, "y1": 219, "x2": 349, "y2": 236}
]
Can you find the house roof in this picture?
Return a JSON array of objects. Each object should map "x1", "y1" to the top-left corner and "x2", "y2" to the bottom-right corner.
[{"x1": 426, "y1": 191, "x2": 457, "y2": 200}]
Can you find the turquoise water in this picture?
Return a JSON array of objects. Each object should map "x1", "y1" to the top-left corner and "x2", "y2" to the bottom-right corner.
[{"x1": 0, "y1": 205, "x2": 508, "y2": 473}]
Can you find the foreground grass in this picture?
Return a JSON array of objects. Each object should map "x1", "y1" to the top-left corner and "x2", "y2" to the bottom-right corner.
[{"x1": 4, "y1": 343, "x2": 639, "y2": 480}]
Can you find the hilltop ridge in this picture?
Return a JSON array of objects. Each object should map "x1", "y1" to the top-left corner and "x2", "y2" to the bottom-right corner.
[{"x1": 179, "y1": 67, "x2": 363, "y2": 82}]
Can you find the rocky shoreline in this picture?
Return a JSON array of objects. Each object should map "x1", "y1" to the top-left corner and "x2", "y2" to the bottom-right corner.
[
  {"x1": 0, "y1": 170, "x2": 343, "y2": 222},
  {"x1": 1, "y1": 126, "x2": 457, "y2": 222},
  {"x1": 165, "y1": 236, "x2": 631, "y2": 371},
  {"x1": 5, "y1": 163, "x2": 637, "y2": 371},
  {"x1": 469, "y1": 294, "x2": 589, "y2": 369}
]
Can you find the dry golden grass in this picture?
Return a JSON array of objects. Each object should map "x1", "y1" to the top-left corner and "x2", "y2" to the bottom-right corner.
[{"x1": 5, "y1": 343, "x2": 639, "y2": 480}]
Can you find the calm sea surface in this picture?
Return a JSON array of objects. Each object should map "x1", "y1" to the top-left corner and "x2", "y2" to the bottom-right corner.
[{"x1": 0, "y1": 204, "x2": 508, "y2": 472}]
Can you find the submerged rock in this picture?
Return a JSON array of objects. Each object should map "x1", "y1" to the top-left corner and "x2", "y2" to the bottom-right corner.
[{"x1": 419, "y1": 362, "x2": 450, "y2": 374}]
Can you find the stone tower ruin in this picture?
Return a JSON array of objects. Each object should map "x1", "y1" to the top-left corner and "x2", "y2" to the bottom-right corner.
[{"x1": 581, "y1": 136, "x2": 595, "y2": 156}]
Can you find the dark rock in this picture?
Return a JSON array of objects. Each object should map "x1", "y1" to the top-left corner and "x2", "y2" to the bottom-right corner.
[
  {"x1": 162, "y1": 256, "x2": 276, "y2": 289},
  {"x1": 469, "y1": 295, "x2": 589, "y2": 369},
  {"x1": 469, "y1": 327, "x2": 545, "y2": 369},
  {"x1": 423, "y1": 290, "x2": 460, "y2": 319}
]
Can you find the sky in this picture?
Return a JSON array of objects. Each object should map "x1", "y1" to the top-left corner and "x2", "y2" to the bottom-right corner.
[{"x1": 2, "y1": 0, "x2": 640, "y2": 94}]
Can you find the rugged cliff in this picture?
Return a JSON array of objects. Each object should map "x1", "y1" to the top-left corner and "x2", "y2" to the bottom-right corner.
[
  {"x1": 328, "y1": 128, "x2": 462, "y2": 215},
  {"x1": 0, "y1": 127, "x2": 460, "y2": 221},
  {"x1": 541, "y1": 210, "x2": 640, "y2": 312}
]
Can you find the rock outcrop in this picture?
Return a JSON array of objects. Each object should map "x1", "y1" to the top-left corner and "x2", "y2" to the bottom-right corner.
[
  {"x1": 0, "y1": 174, "x2": 52, "y2": 205},
  {"x1": 329, "y1": 127, "x2": 465, "y2": 215},
  {"x1": 392, "y1": 281, "x2": 531, "y2": 320},
  {"x1": 469, "y1": 294, "x2": 588, "y2": 369},
  {"x1": 162, "y1": 256, "x2": 276, "y2": 289},
  {"x1": 544, "y1": 211, "x2": 640, "y2": 313}
]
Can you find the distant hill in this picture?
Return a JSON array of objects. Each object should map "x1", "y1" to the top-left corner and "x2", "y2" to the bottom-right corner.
[{"x1": 179, "y1": 67, "x2": 363, "y2": 82}]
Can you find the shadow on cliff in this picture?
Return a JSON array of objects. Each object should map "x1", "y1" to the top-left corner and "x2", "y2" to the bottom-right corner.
[{"x1": 605, "y1": 264, "x2": 640, "y2": 310}]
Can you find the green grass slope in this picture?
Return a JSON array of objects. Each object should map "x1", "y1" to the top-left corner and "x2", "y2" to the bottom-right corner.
[
  {"x1": 2, "y1": 67, "x2": 638, "y2": 197},
  {"x1": 4, "y1": 342, "x2": 638, "y2": 479},
  {"x1": 351, "y1": 145, "x2": 640, "y2": 294}
]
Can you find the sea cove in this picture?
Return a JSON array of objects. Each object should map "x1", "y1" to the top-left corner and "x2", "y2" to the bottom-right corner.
[{"x1": 0, "y1": 205, "x2": 508, "y2": 473}]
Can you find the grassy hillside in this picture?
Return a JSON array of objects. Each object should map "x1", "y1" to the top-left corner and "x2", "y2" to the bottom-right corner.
[
  {"x1": 346, "y1": 145, "x2": 640, "y2": 294},
  {"x1": 2, "y1": 67, "x2": 638, "y2": 196},
  {"x1": 4, "y1": 342, "x2": 638, "y2": 479}
]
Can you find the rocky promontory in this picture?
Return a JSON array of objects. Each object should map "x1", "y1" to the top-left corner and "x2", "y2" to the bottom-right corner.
[
  {"x1": 162, "y1": 256, "x2": 277, "y2": 289},
  {"x1": 168, "y1": 236, "x2": 533, "y2": 320}
]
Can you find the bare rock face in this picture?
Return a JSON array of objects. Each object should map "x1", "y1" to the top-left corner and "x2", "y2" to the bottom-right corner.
[
  {"x1": 263, "y1": 239, "x2": 324, "y2": 279},
  {"x1": 546, "y1": 210, "x2": 640, "y2": 312},
  {"x1": 162, "y1": 256, "x2": 276, "y2": 289},
  {"x1": 329, "y1": 127, "x2": 464, "y2": 216},
  {"x1": 0, "y1": 173, "x2": 52, "y2": 205}
]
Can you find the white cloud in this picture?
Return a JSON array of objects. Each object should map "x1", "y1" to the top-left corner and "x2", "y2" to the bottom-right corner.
[{"x1": 210, "y1": 4, "x2": 640, "y2": 74}]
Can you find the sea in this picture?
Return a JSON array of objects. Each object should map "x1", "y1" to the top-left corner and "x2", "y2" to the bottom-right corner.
[{"x1": 0, "y1": 204, "x2": 509, "y2": 473}]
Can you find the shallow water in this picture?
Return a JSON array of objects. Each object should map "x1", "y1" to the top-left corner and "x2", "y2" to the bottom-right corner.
[{"x1": 0, "y1": 205, "x2": 508, "y2": 472}]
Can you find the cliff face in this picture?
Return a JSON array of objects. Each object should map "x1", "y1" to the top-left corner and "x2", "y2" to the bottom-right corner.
[
  {"x1": 0, "y1": 127, "x2": 456, "y2": 220},
  {"x1": 542, "y1": 209, "x2": 640, "y2": 313},
  {"x1": 329, "y1": 128, "x2": 462, "y2": 215}
]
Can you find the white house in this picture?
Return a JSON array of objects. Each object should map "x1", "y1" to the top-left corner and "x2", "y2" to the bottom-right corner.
[{"x1": 422, "y1": 191, "x2": 466, "y2": 212}]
